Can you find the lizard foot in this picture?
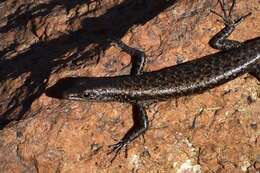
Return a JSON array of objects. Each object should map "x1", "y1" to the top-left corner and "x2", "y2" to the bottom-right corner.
[{"x1": 211, "y1": 0, "x2": 251, "y2": 27}]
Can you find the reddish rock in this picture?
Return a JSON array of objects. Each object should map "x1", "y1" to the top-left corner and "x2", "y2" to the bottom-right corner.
[{"x1": 0, "y1": 0, "x2": 259, "y2": 172}]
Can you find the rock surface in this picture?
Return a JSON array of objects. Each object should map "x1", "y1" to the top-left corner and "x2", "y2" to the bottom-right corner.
[{"x1": 0, "y1": 0, "x2": 259, "y2": 172}]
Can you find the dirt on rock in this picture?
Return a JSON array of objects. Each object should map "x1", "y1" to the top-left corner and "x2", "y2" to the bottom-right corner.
[{"x1": 0, "y1": 0, "x2": 259, "y2": 172}]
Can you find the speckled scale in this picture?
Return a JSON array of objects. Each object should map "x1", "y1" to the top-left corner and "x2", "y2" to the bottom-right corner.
[
  {"x1": 44, "y1": 3, "x2": 260, "y2": 161},
  {"x1": 46, "y1": 37, "x2": 260, "y2": 103}
]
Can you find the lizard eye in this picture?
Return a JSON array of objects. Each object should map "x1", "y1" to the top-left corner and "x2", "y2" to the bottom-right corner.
[{"x1": 83, "y1": 93, "x2": 90, "y2": 98}]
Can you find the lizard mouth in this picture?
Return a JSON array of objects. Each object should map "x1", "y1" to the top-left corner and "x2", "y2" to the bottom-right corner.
[
  {"x1": 67, "y1": 93, "x2": 85, "y2": 101},
  {"x1": 45, "y1": 84, "x2": 65, "y2": 99}
]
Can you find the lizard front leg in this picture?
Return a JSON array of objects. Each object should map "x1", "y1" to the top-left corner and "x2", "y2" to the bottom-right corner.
[
  {"x1": 108, "y1": 103, "x2": 148, "y2": 162},
  {"x1": 108, "y1": 39, "x2": 149, "y2": 161}
]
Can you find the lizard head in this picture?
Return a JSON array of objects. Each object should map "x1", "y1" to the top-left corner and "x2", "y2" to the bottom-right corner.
[
  {"x1": 45, "y1": 76, "x2": 117, "y2": 101},
  {"x1": 45, "y1": 77, "x2": 78, "y2": 99}
]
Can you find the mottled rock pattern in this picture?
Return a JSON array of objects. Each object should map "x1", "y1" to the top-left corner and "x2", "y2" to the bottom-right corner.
[{"x1": 0, "y1": 0, "x2": 259, "y2": 172}]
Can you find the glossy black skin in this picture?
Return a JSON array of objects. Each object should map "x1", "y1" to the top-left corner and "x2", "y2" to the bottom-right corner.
[
  {"x1": 47, "y1": 38, "x2": 260, "y2": 103},
  {"x1": 45, "y1": 4, "x2": 260, "y2": 162}
]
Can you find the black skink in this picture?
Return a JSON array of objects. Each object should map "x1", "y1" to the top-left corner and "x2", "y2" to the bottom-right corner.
[{"x1": 45, "y1": 2, "x2": 260, "y2": 161}]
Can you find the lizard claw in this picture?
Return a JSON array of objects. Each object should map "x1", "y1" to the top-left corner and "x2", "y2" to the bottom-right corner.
[
  {"x1": 107, "y1": 141, "x2": 127, "y2": 163},
  {"x1": 210, "y1": 0, "x2": 251, "y2": 27}
]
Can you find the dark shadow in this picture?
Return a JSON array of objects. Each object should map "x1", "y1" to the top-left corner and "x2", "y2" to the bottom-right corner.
[
  {"x1": 0, "y1": 0, "x2": 101, "y2": 33},
  {"x1": 0, "y1": 0, "x2": 178, "y2": 129}
]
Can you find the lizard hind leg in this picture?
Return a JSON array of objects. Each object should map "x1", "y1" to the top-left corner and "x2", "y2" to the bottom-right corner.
[{"x1": 209, "y1": 0, "x2": 251, "y2": 51}]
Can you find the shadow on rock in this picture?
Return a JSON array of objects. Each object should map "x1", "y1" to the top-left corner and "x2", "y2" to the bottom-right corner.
[{"x1": 0, "y1": 0, "x2": 178, "y2": 129}]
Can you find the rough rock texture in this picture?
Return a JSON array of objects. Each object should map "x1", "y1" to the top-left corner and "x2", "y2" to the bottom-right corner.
[{"x1": 0, "y1": 0, "x2": 259, "y2": 172}]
